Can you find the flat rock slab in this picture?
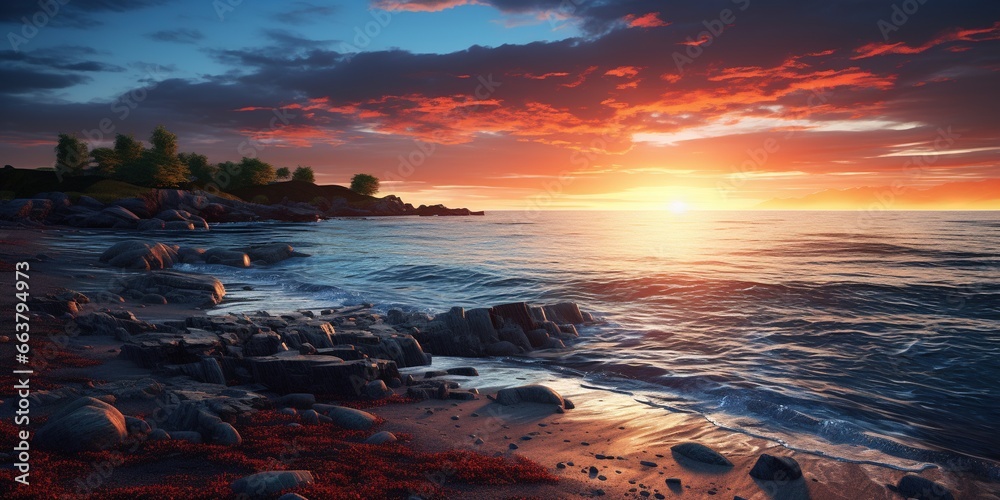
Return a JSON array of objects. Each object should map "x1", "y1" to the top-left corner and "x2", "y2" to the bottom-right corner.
[{"x1": 114, "y1": 270, "x2": 225, "y2": 307}]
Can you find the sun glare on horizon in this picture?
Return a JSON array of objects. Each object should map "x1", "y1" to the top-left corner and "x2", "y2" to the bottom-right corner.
[{"x1": 668, "y1": 200, "x2": 689, "y2": 213}]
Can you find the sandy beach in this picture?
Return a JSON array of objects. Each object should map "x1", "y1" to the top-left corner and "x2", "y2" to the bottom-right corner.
[{"x1": 1, "y1": 225, "x2": 996, "y2": 499}]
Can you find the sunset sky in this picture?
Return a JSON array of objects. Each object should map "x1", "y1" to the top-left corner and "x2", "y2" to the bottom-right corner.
[{"x1": 1, "y1": 0, "x2": 999, "y2": 210}]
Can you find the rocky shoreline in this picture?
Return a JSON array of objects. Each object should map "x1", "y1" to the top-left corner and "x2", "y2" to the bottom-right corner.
[
  {"x1": 0, "y1": 187, "x2": 484, "y2": 231},
  {"x1": 0, "y1": 228, "x2": 983, "y2": 499}
]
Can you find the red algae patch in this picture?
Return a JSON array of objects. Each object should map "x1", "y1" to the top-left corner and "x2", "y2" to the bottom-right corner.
[{"x1": 0, "y1": 409, "x2": 557, "y2": 499}]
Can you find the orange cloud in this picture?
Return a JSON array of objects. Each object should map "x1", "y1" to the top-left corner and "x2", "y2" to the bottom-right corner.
[
  {"x1": 854, "y1": 21, "x2": 1000, "y2": 58},
  {"x1": 625, "y1": 12, "x2": 670, "y2": 29},
  {"x1": 373, "y1": 0, "x2": 477, "y2": 12},
  {"x1": 605, "y1": 66, "x2": 640, "y2": 78}
]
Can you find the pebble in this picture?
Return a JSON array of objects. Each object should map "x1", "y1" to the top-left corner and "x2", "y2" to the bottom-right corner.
[
  {"x1": 556, "y1": 462, "x2": 566, "y2": 469},
  {"x1": 509, "y1": 443, "x2": 518, "y2": 450},
  {"x1": 640, "y1": 460, "x2": 658, "y2": 467},
  {"x1": 666, "y1": 478, "x2": 681, "y2": 486},
  {"x1": 598, "y1": 475, "x2": 607, "y2": 481},
  {"x1": 451, "y1": 415, "x2": 459, "y2": 421}
]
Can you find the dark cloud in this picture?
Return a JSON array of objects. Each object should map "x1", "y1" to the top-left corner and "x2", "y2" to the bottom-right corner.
[
  {"x1": 2, "y1": 0, "x2": 998, "y2": 189},
  {"x1": 147, "y1": 28, "x2": 204, "y2": 44},
  {"x1": 0, "y1": 0, "x2": 170, "y2": 29},
  {"x1": 0, "y1": 67, "x2": 89, "y2": 94}
]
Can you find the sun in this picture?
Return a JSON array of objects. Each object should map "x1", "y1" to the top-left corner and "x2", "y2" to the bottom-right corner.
[{"x1": 668, "y1": 200, "x2": 689, "y2": 213}]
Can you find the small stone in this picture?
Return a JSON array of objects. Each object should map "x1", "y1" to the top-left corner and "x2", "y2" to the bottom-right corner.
[
  {"x1": 509, "y1": 443, "x2": 519, "y2": 450},
  {"x1": 640, "y1": 460, "x2": 658, "y2": 467},
  {"x1": 364, "y1": 431, "x2": 397, "y2": 445},
  {"x1": 556, "y1": 462, "x2": 566, "y2": 469},
  {"x1": 451, "y1": 415, "x2": 460, "y2": 421}
]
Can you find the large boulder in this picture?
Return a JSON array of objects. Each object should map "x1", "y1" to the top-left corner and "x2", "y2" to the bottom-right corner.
[
  {"x1": 35, "y1": 397, "x2": 128, "y2": 452},
  {"x1": 99, "y1": 240, "x2": 180, "y2": 270},
  {"x1": 495, "y1": 385, "x2": 569, "y2": 408}
]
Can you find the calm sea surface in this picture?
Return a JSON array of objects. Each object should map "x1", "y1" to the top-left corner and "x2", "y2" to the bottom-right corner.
[{"x1": 51, "y1": 210, "x2": 1000, "y2": 477}]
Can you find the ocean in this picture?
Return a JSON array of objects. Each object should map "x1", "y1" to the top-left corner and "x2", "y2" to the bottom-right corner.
[{"x1": 49, "y1": 210, "x2": 1000, "y2": 478}]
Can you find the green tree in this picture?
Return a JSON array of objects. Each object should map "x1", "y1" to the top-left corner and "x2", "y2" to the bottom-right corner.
[
  {"x1": 275, "y1": 167, "x2": 291, "y2": 180},
  {"x1": 114, "y1": 126, "x2": 188, "y2": 187},
  {"x1": 113, "y1": 134, "x2": 144, "y2": 167},
  {"x1": 150, "y1": 125, "x2": 178, "y2": 157},
  {"x1": 350, "y1": 173, "x2": 379, "y2": 196},
  {"x1": 179, "y1": 152, "x2": 216, "y2": 184},
  {"x1": 55, "y1": 133, "x2": 89, "y2": 175},
  {"x1": 146, "y1": 151, "x2": 189, "y2": 187},
  {"x1": 292, "y1": 165, "x2": 315, "y2": 183},
  {"x1": 229, "y1": 157, "x2": 275, "y2": 189},
  {"x1": 89, "y1": 147, "x2": 120, "y2": 177}
]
